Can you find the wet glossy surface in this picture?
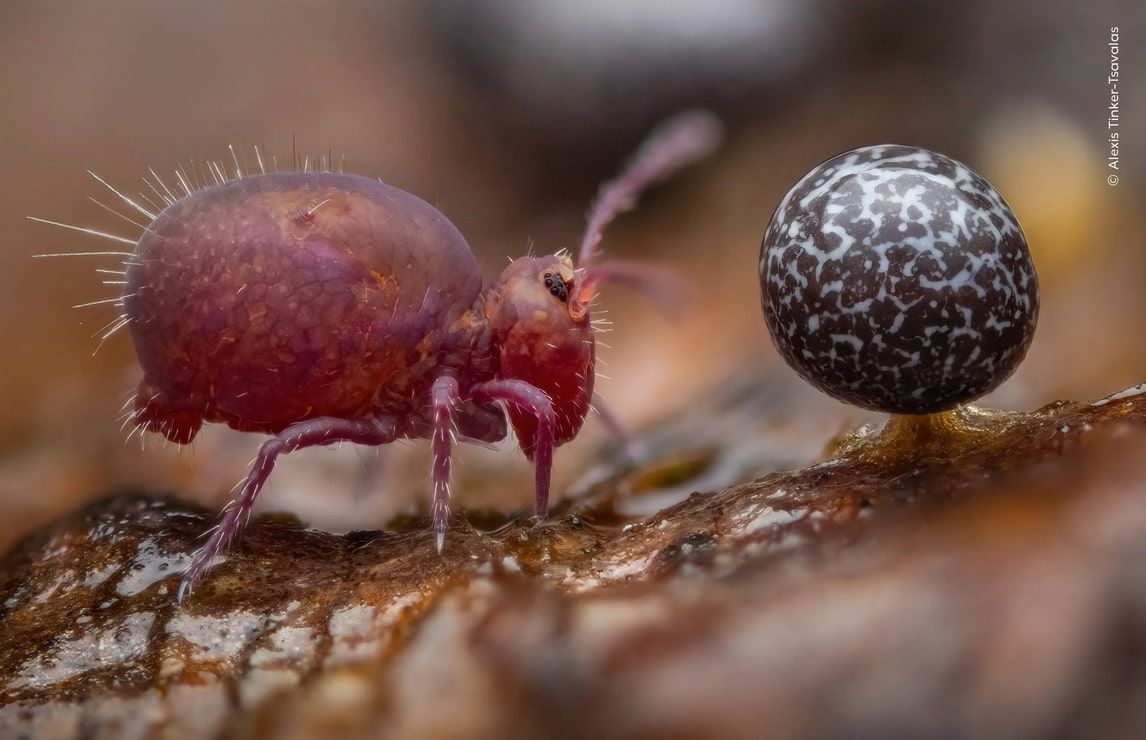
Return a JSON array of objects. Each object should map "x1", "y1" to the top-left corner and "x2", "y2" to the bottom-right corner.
[{"x1": 2, "y1": 381, "x2": 1145, "y2": 738}]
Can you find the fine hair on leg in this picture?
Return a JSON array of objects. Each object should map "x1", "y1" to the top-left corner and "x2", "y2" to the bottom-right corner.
[{"x1": 430, "y1": 375, "x2": 459, "y2": 552}]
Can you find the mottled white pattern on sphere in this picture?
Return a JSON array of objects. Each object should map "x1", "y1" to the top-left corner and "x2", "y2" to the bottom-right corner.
[{"x1": 759, "y1": 145, "x2": 1039, "y2": 413}]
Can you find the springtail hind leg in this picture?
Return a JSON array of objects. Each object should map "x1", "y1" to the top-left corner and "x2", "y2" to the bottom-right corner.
[{"x1": 177, "y1": 415, "x2": 397, "y2": 602}]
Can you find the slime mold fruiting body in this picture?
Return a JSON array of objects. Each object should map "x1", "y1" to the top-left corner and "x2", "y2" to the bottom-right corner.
[{"x1": 759, "y1": 145, "x2": 1039, "y2": 415}]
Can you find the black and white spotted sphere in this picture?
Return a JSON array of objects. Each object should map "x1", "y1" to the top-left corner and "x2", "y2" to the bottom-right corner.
[{"x1": 759, "y1": 145, "x2": 1039, "y2": 414}]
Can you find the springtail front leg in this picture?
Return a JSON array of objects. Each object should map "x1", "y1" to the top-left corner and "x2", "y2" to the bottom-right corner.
[{"x1": 472, "y1": 379, "x2": 556, "y2": 520}]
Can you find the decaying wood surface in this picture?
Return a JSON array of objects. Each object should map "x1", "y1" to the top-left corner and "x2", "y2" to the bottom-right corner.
[{"x1": 2, "y1": 380, "x2": 1145, "y2": 739}]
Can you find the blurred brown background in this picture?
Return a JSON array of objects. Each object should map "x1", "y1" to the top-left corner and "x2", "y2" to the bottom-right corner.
[{"x1": 1, "y1": 0, "x2": 1143, "y2": 552}]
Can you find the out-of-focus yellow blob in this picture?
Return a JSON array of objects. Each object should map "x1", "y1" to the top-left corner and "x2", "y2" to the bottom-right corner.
[{"x1": 977, "y1": 104, "x2": 1111, "y2": 288}]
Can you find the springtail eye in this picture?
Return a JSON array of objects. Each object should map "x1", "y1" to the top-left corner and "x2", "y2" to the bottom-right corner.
[{"x1": 543, "y1": 272, "x2": 569, "y2": 303}]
